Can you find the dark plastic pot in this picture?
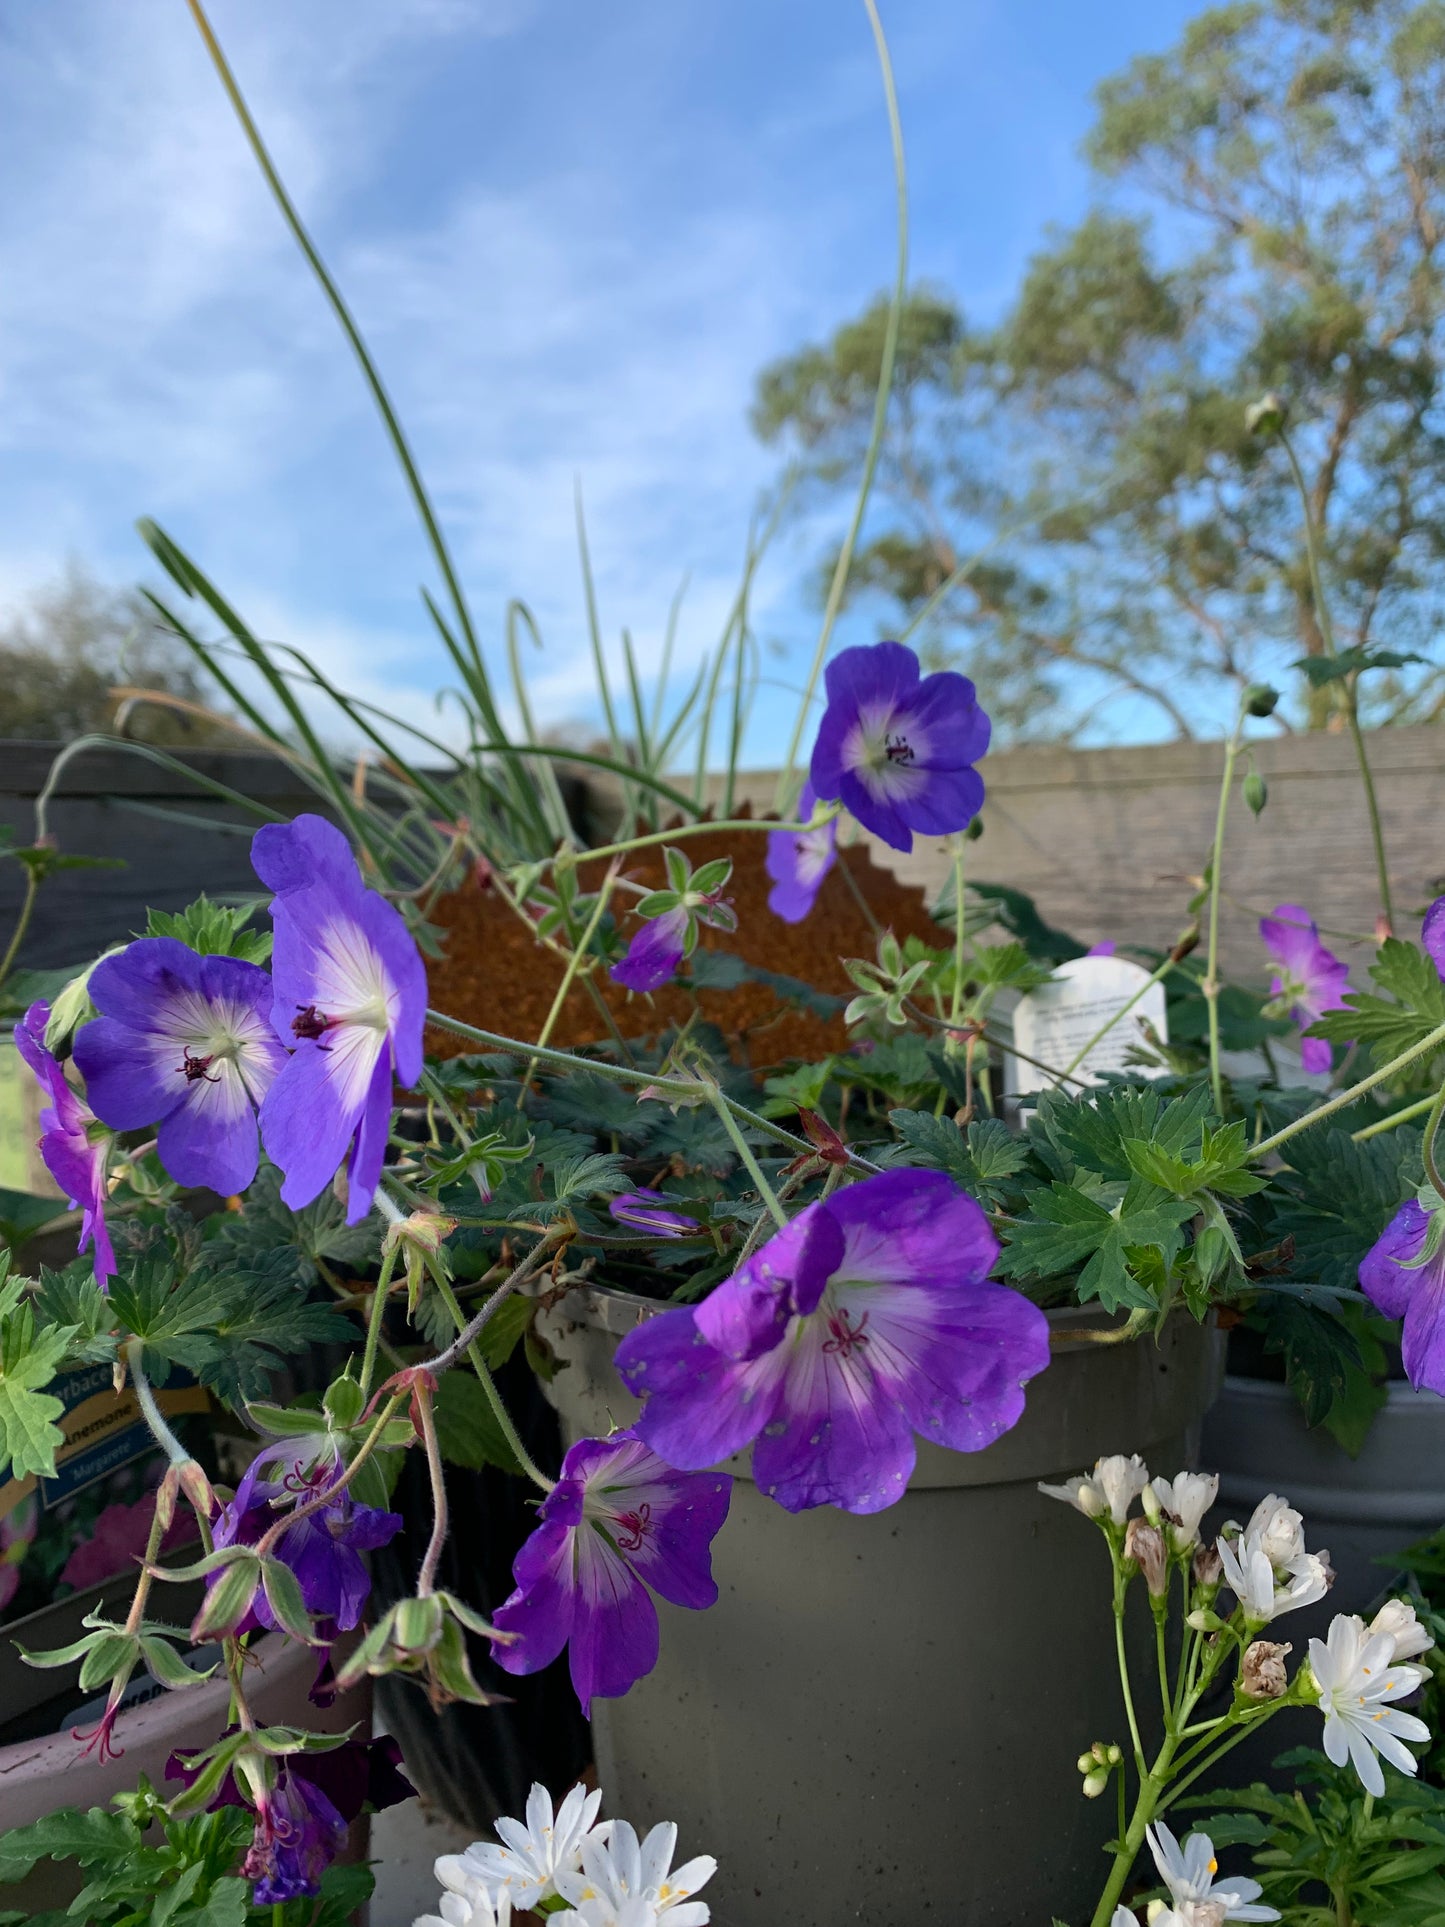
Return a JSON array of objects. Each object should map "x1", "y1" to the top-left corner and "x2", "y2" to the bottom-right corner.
[{"x1": 539, "y1": 1288, "x2": 1224, "y2": 1927}]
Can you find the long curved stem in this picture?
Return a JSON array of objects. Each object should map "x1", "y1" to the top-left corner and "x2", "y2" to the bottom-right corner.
[
  {"x1": 1204, "y1": 718, "x2": 1245, "y2": 1115},
  {"x1": 1252, "y1": 1019, "x2": 1445, "y2": 1159},
  {"x1": 777, "y1": 0, "x2": 908, "y2": 797},
  {"x1": 0, "y1": 866, "x2": 39, "y2": 999},
  {"x1": 428, "y1": 1269, "x2": 556, "y2": 1493},
  {"x1": 707, "y1": 1086, "x2": 787, "y2": 1228}
]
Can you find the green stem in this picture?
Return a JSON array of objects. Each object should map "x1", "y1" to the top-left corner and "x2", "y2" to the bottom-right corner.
[
  {"x1": 413, "y1": 1382, "x2": 450, "y2": 1596},
  {"x1": 359, "y1": 1247, "x2": 399, "y2": 1401},
  {"x1": 1114, "y1": 1572, "x2": 1147, "y2": 1775},
  {"x1": 1280, "y1": 428, "x2": 1393, "y2": 934},
  {"x1": 573, "y1": 816, "x2": 814, "y2": 870},
  {"x1": 429, "y1": 1270, "x2": 555, "y2": 1492},
  {"x1": 777, "y1": 0, "x2": 907, "y2": 799},
  {"x1": 127, "y1": 1341, "x2": 194, "y2": 1468},
  {"x1": 520, "y1": 862, "x2": 620, "y2": 1103},
  {"x1": 1062, "y1": 957, "x2": 1177, "y2": 1080},
  {"x1": 423, "y1": 1006, "x2": 882, "y2": 1172},
  {"x1": 707, "y1": 1086, "x2": 787, "y2": 1228},
  {"x1": 1352, "y1": 1093, "x2": 1438, "y2": 1141},
  {"x1": 948, "y1": 838, "x2": 968, "y2": 1030},
  {"x1": 1422, "y1": 1077, "x2": 1445, "y2": 1205},
  {"x1": 0, "y1": 865, "x2": 39, "y2": 999},
  {"x1": 1204, "y1": 719, "x2": 1245, "y2": 1115},
  {"x1": 183, "y1": 1, "x2": 501, "y2": 740},
  {"x1": 1253, "y1": 1019, "x2": 1445, "y2": 1159}
]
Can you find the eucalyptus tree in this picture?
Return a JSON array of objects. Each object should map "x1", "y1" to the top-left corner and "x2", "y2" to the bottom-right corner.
[{"x1": 753, "y1": 0, "x2": 1445, "y2": 738}]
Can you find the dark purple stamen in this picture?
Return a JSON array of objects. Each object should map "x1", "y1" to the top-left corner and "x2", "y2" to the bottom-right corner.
[
  {"x1": 177, "y1": 1048, "x2": 220, "y2": 1084},
  {"x1": 884, "y1": 734, "x2": 914, "y2": 765},
  {"x1": 292, "y1": 1004, "x2": 334, "y2": 1049}
]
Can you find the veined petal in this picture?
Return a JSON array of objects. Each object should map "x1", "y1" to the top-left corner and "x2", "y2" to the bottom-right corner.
[
  {"x1": 491, "y1": 1520, "x2": 578, "y2": 1678},
  {"x1": 616, "y1": 1310, "x2": 792, "y2": 1469},
  {"x1": 156, "y1": 1057, "x2": 261, "y2": 1195},
  {"x1": 260, "y1": 1027, "x2": 384, "y2": 1212},
  {"x1": 251, "y1": 814, "x2": 366, "y2": 900},
  {"x1": 568, "y1": 1521, "x2": 659, "y2": 1714},
  {"x1": 345, "y1": 1044, "x2": 396, "y2": 1225},
  {"x1": 754, "y1": 1310, "x2": 917, "y2": 1514}
]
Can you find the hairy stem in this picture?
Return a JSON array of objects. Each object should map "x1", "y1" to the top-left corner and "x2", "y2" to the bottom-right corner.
[
  {"x1": 0, "y1": 865, "x2": 39, "y2": 1000},
  {"x1": 1204, "y1": 719, "x2": 1245, "y2": 1115},
  {"x1": 359, "y1": 1247, "x2": 400, "y2": 1402},
  {"x1": 1252, "y1": 1019, "x2": 1445, "y2": 1159},
  {"x1": 127, "y1": 1340, "x2": 195, "y2": 1469},
  {"x1": 429, "y1": 1267, "x2": 556, "y2": 1492},
  {"x1": 520, "y1": 860, "x2": 620, "y2": 1103},
  {"x1": 413, "y1": 1381, "x2": 450, "y2": 1596},
  {"x1": 707, "y1": 1085, "x2": 787, "y2": 1228}
]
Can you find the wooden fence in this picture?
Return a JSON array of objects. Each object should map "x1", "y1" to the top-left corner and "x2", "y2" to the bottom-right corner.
[{"x1": 5, "y1": 725, "x2": 1445, "y2": 985}]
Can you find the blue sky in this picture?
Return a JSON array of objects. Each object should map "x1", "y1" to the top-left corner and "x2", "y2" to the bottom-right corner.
[{"x1": 0, "y1": 0, "x2": 1201, "y2": 765}]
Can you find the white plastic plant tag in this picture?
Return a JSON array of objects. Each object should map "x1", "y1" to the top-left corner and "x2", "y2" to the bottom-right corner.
[{"x1": 1006, "y1": 955, "x2": 1169, "y2": 1096}]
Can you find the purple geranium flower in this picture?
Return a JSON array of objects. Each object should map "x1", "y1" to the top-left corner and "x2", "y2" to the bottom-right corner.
[
  {"x1": 615, "y1": 1168, "x2": 1050, "y2": 1515},
  {"x1": 809, "y1": 640, "x2": 990, "y2": 854},
  {"x1": 14, "y1": 1001, "x2": 115, "y2": 1288},
  {"x1": 766, "y1": 781, "x2": 837, "y2": 924},
  {"x1": 168, "y1": 1734, "x2": 408, "y2": 1907},
  {"x1": 1360, "y1": 1200, "x2": 1445, "y2": 1395},
  {"x1": 610, "y1": 1189, "x2": 693, "y2": 1237},
  {"x1": 1422, "y1": 896, "x2": 1445, "y2": 979},
  {"x1": 211, "y1": 1436, "x2": 402, "y2": 1633},
  {"x1": 610, "y1": 905, "x2": 688, "y2": 994},
  {"x1": 251, "y1": 815, "x2": 426, "y2": 1224},
  {"x1": 489, "y1": 1428, "x2": 731, "y2": 1716},
  {"x1": 72, "y1": 939, "x2": 287, "y2": 1197},
  {"x1": 1260, "y1": 903, "x2": 1350, "y2": 1075}
]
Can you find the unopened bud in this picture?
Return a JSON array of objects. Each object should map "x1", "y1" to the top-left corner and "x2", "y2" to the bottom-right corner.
[
  {"x1": 154, "y1": 1467, "x2": 179, "y2": 1535},
  {"x1": 964, "y1": 816, "x2": 985, "y2": 842},
  {"x1": 1243, "y1": 682, "x2": 1280, "y2": 718},
  {"x1": 1169, "y1": 924, "x2": 1200, "y2": 964},
  {"x1": 1240, "y1": 1639, "x2": 1292, "y2": 1701},
  {"x1": 1243, "y1": 770, "x2": 1267, "y2": 817},
  {"x1": 1124, "y1": 1518, "x2": 1169, "y2": 1598},
  {"x1": 1245, "y1": 393, "x2": 1287, "y2": 438},
  {"x1": 1141, "y1": 1483, "x2": 1163, "y2": 1527},
  {"x1": 178, "y1": 1459, "x2": 215, "y2": 1521},
  {"x1": 1081, "y1": 1768, "x2": 1109, "y2": 1798}
]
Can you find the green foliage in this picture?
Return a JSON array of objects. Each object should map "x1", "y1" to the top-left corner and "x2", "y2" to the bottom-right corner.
[
  {"x1": 205, "y1": 1161, "x2": 382, "y2": 1290},
  {"x1": 1312, "y1": 940, "x2": 1445, "y2": 1070},
  {"x1": 433, "y1": 1368, "x2": 523, "y2": 1475},
  {"x1": 1189, "y1": 1750, "x2": 1445, "y2": 1926},
  {"x1": 1268, "y1": 1126, "x2": 1419, "y2": 1292},
  {"x1": 144, "y1": 896, "x2": 271, "y2": 965},
  {"x1": 996, "y1": 1175, "x2": 1194, "y2": 1313},
  {"x1": 886, "y1": 1110, "x2": 1029, "y2": 1207},
  {"x1": 0, "y1": 1256, "x2": 72, "y2": 1482}
]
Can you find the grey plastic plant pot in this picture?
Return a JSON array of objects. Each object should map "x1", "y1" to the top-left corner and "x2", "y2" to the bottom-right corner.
[
  {"x1": 1204, "y1": 1371, "x2": 1445, "y2": 1616},
  {"x1": 539, "y1": 1289, "x2": 1224, "y2": 1927}
]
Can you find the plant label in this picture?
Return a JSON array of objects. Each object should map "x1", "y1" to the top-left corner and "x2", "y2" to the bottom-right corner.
[{"x1": 1006, "y1": 955, "x2": 1169, "y2": 1096}]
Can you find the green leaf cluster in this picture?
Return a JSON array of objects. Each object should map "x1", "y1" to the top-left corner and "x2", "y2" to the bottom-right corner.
[{"x1": 143, "y1": 895, "x2": 271, "y2": 965}]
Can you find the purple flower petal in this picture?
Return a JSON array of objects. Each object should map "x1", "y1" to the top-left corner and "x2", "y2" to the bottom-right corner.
[
  {"x1": 766, "y1": 781, "x2": 837, "y2": 924},
  {"x1": 610, "y1": 1189, "x2": 693, "y2": 1237},
  {"x1": 254, "y1": 820, "x2": 426, "y2": 1221},
  {"x1": 490, "y1": 1429, "x2": 730, "y2": 1716},
  {"x1": 1424, "y1": 896, "x2": 1445, "y2": 979},
  {"x1": 809, "y1": 641, "x2": 990, "y2": 853},
  {"x1": 74, "y1": 940, "x2": 286, "y2": 1196},
  {"x1": 251, "y1": 814, "x2": 364, "y2": 900},
  {"x1": 244, "y1": 1768, "x2": 348, "y2": 1905},
  {"x1": 1360, "y1": 1200, "x2": 1445, "y2": 1394},
  {"x1": 15, "y1": 1002, "x2": 115, "y2": 1288},
  {"x1": 620, "y1": 1167, "x2": 1047, "y2": 1515},
  {"x1": 610, "y1": 905, "x2": 688, "y2": 993},
  {"x1": 1260, "y1": 903, "x2": 1350, "y2": 1068}
]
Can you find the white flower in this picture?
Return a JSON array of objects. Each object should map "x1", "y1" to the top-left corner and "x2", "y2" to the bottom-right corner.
[
  {"x1": 1040, "y1": 1454, "x2": 1149, "y2": 1525},
  {"x1": 1218, "y1": 1536, "x2": 1331, "y2": 1627},
  {"x1": 556, "y1": 1820, "x2": 715, "y2": 1927},
  {"x1": 1309, "y1": 1612, "x2": 1431, "y2": 1797},
  {"x1": 1150, "y1": 1472, "x2": 1219, "y2": 1548},
  {"x1": 413, "y1": 1878, "x2": 512, "y2": 1927},
  {"x1": 442, "y1": 1782, "x2": 610, "y2": 1911},
  {"x1": 1146, "y1": 1821, "x2": 1278, "y2": 1921},
  {"x1": 1242, "y1": 1494, "x2": 1305, "y2": 1571},
  {"x1": 1368, "y1": 1597, "x2": 1435, "y2": 1662},
  {"x1": 554, "y1": 1901, "x2": 663, "y2": 1927},
  {"x1": 1038, "y1": 1472, "x2": 1108, "y2": 1518}
]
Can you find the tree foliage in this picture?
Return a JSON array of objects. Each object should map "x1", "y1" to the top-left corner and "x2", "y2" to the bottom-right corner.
[
  {"x1": 0, "y1": 564, "x2": 231, "y2": 744},
  {"x1": 753, "y1": 0, "x2": 1445, "y2": 739}
]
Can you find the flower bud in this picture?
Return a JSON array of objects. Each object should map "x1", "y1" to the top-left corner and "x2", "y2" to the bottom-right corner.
[
  {"x1": 1245, "y1": 393, "x2": 1287, "y2": 437},
  {"x1": 1081, "y1": 1768, "x2": 1109, "y2": 1798},
  {"x1": 1240, "y1": 1639, "x2": 1292, "y2": 1701},
  {"x1": 1169, "y1": 923, "x2": 1200, "y2": 964},
  {"x1": 1124, "y1": 1518, "x2": 1169, "y2": 1598},
  {"x1": 1243, "y1": 770, "x2": 1267, "y2": 817},
  {"x1": 964, "y1": 815, "x2": 985, "y2": 842},
  {"x1": 1192, "y1": 1541, "x2": 1224, "y2": 1593},
  {"x1": 1141, "y1": 1483, "x2": 1164, "y2": 1527},
  {"x1": 1243, "y1": 682, "x2": 1280, "y2": 718}
]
